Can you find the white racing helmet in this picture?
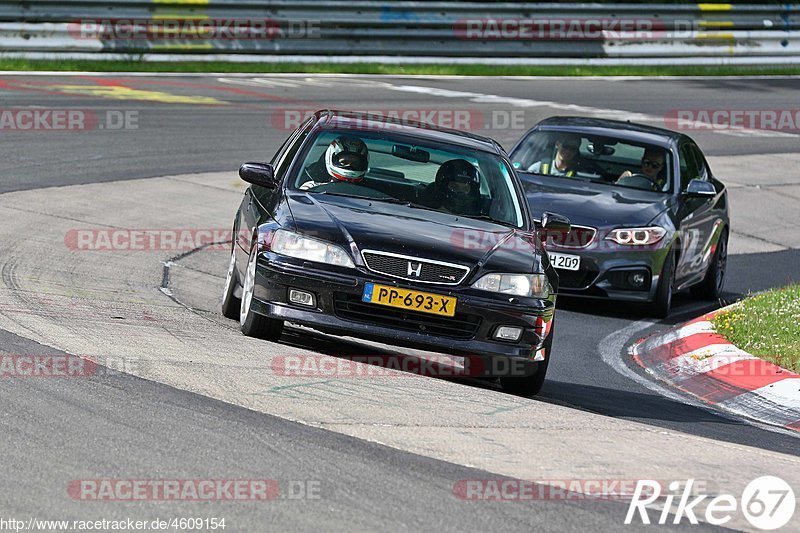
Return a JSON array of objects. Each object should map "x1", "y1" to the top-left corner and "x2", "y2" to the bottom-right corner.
[{"x1": 325, "y1": 136, "x2": 369, "y2": 182}]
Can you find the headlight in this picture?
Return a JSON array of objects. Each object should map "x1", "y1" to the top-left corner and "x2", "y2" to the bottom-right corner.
[
  {"x1": 605, "y1": 227, "x2": 666, "y2": 246},
  {"x1": 472, "y1": 273, "x2": 550, "y2": 298},
  {"x1": 270, "y1": 229, "x2": 354, "y2": 268}
]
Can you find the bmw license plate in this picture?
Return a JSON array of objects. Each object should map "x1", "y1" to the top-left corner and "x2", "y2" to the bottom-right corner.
[
  {"x1": 549, "y1": 252, "x2": 581, "y2": 271},
  {"x1": 362, "y1": 283, "x2": 456, "y2": 317}
]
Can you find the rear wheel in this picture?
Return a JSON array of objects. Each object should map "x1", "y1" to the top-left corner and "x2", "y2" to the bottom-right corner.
[
  {"x1": 691, "y1": 229, "x2": 728, "y2": 301},
  {"x1": 500, "y1": 325, "x2": 554, "y2": 397},
  {"x1": 648, "y1": 249, "x2": 676, "y2": 318},
  {"x1": 221, "y1": 246, "x2": 241, "y2": 320},
  {"x1": 240, "y1": 245, "x2": 284, "y2": 341}
]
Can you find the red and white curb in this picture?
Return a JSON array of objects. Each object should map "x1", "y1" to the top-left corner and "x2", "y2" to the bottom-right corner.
[{"x1": 631, "y1": 306, "x2": 800, "y2": 432}]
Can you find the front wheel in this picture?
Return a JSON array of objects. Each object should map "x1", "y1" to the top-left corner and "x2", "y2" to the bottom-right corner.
[
  {"x1": 648, "y1": 249, "x2": 676, "y2": 319},
  {"x1": 691, "y1": 229, "x2": 728, "y2": 301},
  {"x1": 240, "y1": 245, "x2": 284, "y2": 341},
  {"x1": 500, "y1": 325, "x2": 554, "y2": 397},
  {"x1": 221, "y1": 246, "x2": 241, "y2": 320}
]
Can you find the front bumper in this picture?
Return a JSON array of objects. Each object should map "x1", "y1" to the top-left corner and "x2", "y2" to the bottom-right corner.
[
  {"x1": 551, "y1": 246, "x2": 669, "y2": 302},
  {"x1": 250, "y1": 252, "x2": 554, "y2": 363}
]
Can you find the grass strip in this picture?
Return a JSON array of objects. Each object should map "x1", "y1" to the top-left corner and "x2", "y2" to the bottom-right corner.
[
  {"x1": 713, "y1": 283, "x2": 800, "y2": 373},
  {"x1": 1, "y1": 58, "x2": 800, "y2": 76}
]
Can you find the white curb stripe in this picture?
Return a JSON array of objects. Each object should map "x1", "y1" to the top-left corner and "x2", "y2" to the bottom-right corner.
[
  {"x1": 660, "y1": 347, "x2": 756, "y2": 381},
  {"x1": 651, "y1": 320, "x2": 716, "y2": 347},
  {"x1": 717, "y1": 378, "x2": 800, "y2": 427}
]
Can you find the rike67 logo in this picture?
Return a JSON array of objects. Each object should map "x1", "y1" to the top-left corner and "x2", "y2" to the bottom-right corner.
[{"x1": 626, "y1": 476, "x2": 795, "y2": 530}]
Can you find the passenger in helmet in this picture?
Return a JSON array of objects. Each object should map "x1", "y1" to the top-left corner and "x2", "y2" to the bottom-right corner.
[
  {"x1": 434, "y1": 159, "x2": 482, "y2": 215},
  {"x1": 299, "y1": 135, "x2": 369, "y2": 190}
]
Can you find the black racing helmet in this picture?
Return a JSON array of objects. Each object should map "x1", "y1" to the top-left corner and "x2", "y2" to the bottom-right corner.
[{"x1": 435, "y1": 159, "x2": 481, "y2": 214}]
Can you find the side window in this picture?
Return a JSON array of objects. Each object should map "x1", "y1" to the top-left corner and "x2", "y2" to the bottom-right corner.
[
  {"x1": 679, "y1": 144, "x2": 700, "y2": 191},
  {"x1": 273, "y1": 119, "x2": 313, "y2": 178},
  {"x1": 689, "y1": 144, "x2": 709, "y2": 181}
]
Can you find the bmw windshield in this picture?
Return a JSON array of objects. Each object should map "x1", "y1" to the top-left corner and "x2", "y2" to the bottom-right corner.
[{"x1": 511, "y1": 130, "x2": 674, "y2": 194}]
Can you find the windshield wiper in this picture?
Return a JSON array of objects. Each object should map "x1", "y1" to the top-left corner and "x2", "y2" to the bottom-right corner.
[
  {"x1": 311, "y1": 191, "x2": 440, "y2": 212},
  {"x1": 459, "y1": 214, "x2": 518, "y2": 228},
  {"x1": 310, "y1": 191, "x2": 394, "y2": 202}
]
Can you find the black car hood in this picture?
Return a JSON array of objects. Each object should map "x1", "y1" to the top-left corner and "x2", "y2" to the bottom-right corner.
[
  {"x1": 286, "y1": 192, "x2": 541, "y2": 273},
  {"x1": 522, "y1": 173, "x2": 672, "y2": 228}
]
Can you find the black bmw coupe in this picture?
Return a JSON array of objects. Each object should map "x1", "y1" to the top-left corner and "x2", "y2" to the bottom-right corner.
[
  {"x1": 222, "y1": 111, "x2": 568, "y2": 395},
  {"x1": 510, "y1": 117, "x2": 729, "y2": 317}
]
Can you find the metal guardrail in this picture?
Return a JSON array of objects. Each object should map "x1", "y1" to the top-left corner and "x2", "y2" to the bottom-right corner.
[{"x1": 0, "y1": 1, "x2": 797, "y2": 64}]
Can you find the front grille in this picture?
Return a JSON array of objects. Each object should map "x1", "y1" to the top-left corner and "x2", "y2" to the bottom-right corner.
[
  {"x1": 362, "y1": 250, "x2": 470, "y2": 285},
  {"x1": 535, "y1": 219, "x2": 597, "y2": 249},
  {"x1": 333, "y1": 293, "x2": 481, "y2": 340},
  {"x1": 548, "y1": 225, "x2": 597, "y2": 249},
  {"x1": 556, "y1": 269, "x2": 597, "y2": 289}
]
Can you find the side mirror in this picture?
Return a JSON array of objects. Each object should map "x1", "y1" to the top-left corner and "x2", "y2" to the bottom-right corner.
[
  {"x1": 540, "y1": 211, "x2": 571, "y2": 243},
  {"x1": 542, "y1": 211, "x2": 571, "y2": 233},
  {"x1": 239, "y1": 162, "x2": 277, "y2": 189},
  {"x1": 684, "y1": 179, "x2": 716, "y2": 198}
]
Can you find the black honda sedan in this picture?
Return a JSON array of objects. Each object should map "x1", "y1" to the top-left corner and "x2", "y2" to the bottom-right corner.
[
  {"x1": 510, "y1": 116, "x2": 729, "y2": 317},
  {"x1": 222, "y1": 111, "x2": 568, "y2": 395}
]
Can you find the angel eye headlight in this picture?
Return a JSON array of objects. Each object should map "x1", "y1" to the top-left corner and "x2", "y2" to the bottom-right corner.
[{"x1": 606, "y1": 227, "x2": 666, "y2": 246}]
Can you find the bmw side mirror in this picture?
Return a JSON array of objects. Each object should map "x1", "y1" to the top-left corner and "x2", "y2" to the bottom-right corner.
[
  {"x1": 239, "y1": 162, "x2": 277, "y2": 189},
  {"x1": 684, "y1": 179, "x2": 716, "y2": 198}
]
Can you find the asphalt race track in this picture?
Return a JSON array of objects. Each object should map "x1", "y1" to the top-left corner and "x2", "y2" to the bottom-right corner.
[{"x1": 1, "y1": 73, "x2": 799, "y2": 532}]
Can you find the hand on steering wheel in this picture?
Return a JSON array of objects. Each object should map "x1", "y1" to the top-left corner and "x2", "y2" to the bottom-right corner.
[{"x1": 627, "y1": 173, "x2": 661, "y2": 191}]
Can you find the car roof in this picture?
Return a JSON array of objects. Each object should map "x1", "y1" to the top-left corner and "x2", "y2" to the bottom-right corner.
[
  {"x1": 530, "y1": 116, "x2": 687, "y2": 148},
  {"x1": 312, "y1": 110, "x2": 504, "y2": 155}
]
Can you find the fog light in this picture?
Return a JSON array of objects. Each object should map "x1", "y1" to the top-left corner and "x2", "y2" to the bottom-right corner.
[
  {"x1": 494, "y1": 326, "x2": 523, "y2": 342},
  {"x1": 288, "y1": 289, "x2": 315, "y2": 307},
  {"x1": 628, "y1": 272, "x2": 646, "y2": 288}
]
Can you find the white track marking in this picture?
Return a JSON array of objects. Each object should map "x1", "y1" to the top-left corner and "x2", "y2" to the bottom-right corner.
[{"x1": 384, "y1": 84, "x2": 798, "y2": 138}]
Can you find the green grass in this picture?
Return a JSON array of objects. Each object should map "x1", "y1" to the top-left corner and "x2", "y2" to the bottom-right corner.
[
  {"x1": 1, "y1": 58, "x2": 800, "y2": 77},
  {"x1": 713, "y1": 284, "x2": 800, "y2": 373}
]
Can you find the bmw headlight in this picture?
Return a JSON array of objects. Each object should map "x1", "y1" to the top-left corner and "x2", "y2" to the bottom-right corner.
[
  {"x1": 606, "y1": 227, "x2": 666, "y2": 246},
  {"x1": 270, "y1": 229, "x2": 354, "y2": 268},
  {"x1": 472, "y1": 273, "x2": 550, "y2": 298}
]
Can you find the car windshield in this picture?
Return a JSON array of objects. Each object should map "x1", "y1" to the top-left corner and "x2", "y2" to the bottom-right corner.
[
  {"x1": 288, "y1": 129, "x2": 524, "y2": 228},
  {"x1": 511, "y1": 130, "x2": 673, "y2": 193}
]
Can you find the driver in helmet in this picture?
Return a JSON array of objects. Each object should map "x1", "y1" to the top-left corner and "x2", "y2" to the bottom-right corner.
[
  {"x1": 434, "y1": 159, "x2": 481, "y2": 215},
  {"x1": 299, "y1": 135, "x2": 369, "y2": 189},
  {"x1": 617, "y1": 147, "x2": 666, "y2": 190}
]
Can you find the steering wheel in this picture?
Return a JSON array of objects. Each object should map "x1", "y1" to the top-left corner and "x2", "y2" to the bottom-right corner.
[{"x1": 626, "y1": 173, "x2": 661, "y2": 192}]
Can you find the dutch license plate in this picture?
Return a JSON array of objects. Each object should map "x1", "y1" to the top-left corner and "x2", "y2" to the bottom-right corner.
[
  {"x1": 362, "y1": 283, "x2": 456, "y2": 317},
  {"x1": 549, "y1": 252, "x2": 581, "y2": 271}
]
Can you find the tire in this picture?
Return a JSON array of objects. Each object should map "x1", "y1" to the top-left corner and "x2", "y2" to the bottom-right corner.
[
  {"x1": 239, "y1": 245, "x2": 284, "y2": 341},
  {"x1": 500, "y1": 324, "x2": 554, "y2": 397},
  {"x1": 648, "y1": 249, "x2": 676, "y2": 319},
  {"x1": 221, "y1": 246, "x2": 241, "y2": 320},
  {"x1": 691, "y1": 229, "x2": 728, "y2": 301}
]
